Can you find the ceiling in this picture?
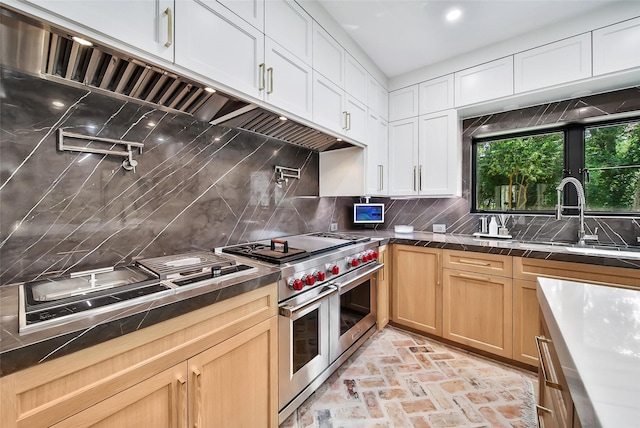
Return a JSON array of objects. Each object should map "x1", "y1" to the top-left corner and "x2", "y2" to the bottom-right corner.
[{"x1": 314, "y1": 0, "x2": 621, "y2": 78}]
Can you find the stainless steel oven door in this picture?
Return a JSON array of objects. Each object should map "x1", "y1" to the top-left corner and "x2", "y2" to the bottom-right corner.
[
  {"x1": 278, "y1": 285, "x2": 338, "y2": 410},
  {"x1": 331, "y1": 263, "x2": 383, "y2": 361}
]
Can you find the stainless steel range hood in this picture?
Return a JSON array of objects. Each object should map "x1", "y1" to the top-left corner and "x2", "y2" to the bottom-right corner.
[{"x1": 0, "y1": 8, "x2": 352, "y2": 152}]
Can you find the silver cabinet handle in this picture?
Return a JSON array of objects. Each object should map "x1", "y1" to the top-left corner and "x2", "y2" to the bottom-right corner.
[
  {"x1": 164, "y1": 8, "x2": 173, "y2": 48},
  {"x1": 347, "y1": 112, "x2": 352, "y2": 130},
  {"x1": 279, "y1": 286, "x2": 337, "y2": 317},
  {"x1": 413, "y1": 166, "x2": 417, "y2": 191},
  {"x1": 258, "y1": 63, "x2": 265, "y2": 91},
  {"x1": 535, "y1": 336, "x2": 563, "y2": 390},
  {"x1": 343, "y1": 111, "x2": 348, "y2": 130},
  {"x1": 267, "y1": 67, "x2": 274, "y2": 94},
  {"x1": 378, "y1": 164, "x2": 383, "y2": 191},
  {"x1": 419, "y1": 165, "x2": 423, "y2": 191}
]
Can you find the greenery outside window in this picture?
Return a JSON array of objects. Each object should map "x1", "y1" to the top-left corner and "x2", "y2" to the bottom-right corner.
[{"x1": 472, "y1": 117, "x2": 640, "y2": 215}]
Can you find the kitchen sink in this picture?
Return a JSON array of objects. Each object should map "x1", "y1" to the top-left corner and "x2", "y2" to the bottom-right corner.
[
  {"x1": 517, "y1": 241, "x2": 640, "y2": 259},
  {"x1": 565, "y1": 246, "x2": 640, "y2": 259}
]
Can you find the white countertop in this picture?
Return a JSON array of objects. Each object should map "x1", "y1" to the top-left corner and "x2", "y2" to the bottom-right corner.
[{"x1": 537, "y1": 278, "x2": 640, "y2": 427}]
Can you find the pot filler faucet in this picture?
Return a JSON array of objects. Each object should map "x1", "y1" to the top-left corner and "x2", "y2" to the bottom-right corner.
[{"x1": 555, "y1": 177, "x2": 598, "y2": 245}]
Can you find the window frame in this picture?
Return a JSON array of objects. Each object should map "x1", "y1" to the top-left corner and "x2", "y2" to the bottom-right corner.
[{"x1": 471, "y1": 115, "x2": 640, "y2": 216}]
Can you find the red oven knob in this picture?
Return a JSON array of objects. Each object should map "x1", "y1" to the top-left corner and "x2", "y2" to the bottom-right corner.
[
  {"x1": 331, "y1": 265, "x2": 340, "y2": 275},
  {"x1": 364, "y1": 253, "x2": 372, "y2": 262},
  {"x1": 315, "y1": 271, "x2": 326, "y2": 281},
  {"x1": 372, "y1": 251, "x2": 379, "y2": 259},
  {"x1": 351, "y1": 258, "x2": 359, "y2": 267},
  {"x1": 288, "y1": 278, "x2": 304, "y2": 291},
  {"x1": 305, "y1": 275, "x2": 316, "y2": 286}
]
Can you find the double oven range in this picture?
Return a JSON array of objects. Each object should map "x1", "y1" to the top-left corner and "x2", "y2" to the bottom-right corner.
[{"x1": 222, "y1": 232, "x2": 382, "y2": 423}]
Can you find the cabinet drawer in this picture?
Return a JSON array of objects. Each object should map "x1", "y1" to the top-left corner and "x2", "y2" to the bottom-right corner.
[
  {"x1": 444, "y1": 250, "x2": 512, "y2": 277},
  {"x1": 513, "y1": 257, "x2": 640, "y2": 289},
  {"x1": 2, "y1": 284, "x2": 277, "y2": 428}
]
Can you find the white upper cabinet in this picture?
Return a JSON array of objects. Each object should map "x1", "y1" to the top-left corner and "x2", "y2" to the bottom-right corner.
[
  {"x1": 312, "y1": 73, "x2": 366, "y2": 142},
  {"x1": 419, "y1": 74, "x2": 454, "y2": 115},
  {"x1": 417, "y1": 110, "x2": 460, "y2": 197},
  {"x1": 344, "y1": 53, "x2": 368, "y2": 104},
  {"x1": 389, "y1": 85, "x2": 419, "y2": 122},
  {"x1": 20, "y1": 0, "x2": 174, "y2": 62},
  {"x1": 455, "y1": 57, "x2": 514, "y2": 106},
  {"x1": 216, "y1": 0, "x2": 264, "y2": 31},
  {"x1": 593, "y1": 17, "x2": 640, "y2": 76},
  {"x1": 312, "y1": 22, "x2": 344, "y2": 87},
  {"x1": 368, "y1": 74, "x2": 389, "y2": 121},
  {"x1": 514, "y1": 34, "x2": 592, "y2": 93},
  {"x1": 388, "y1": 117, "x2": 419, "y2": 196},
  {"x1": 365, "y1": 112, "x2": 389, "y2": 196},
  {"x1": 175, "y1": 0, "x2": 264, "y2": 99},
  {"x1": 344, "y1": 94, "x2": 367, "y2": 142},
  {"x1": 313, "y1": 72, "x2": 345, "y2": 133},
  {"x1": 264, "y1": 0, "x2": 312, "y2": 65},
  {"x1": 264, "y1": 38, "x2": 313, "y2": 120},
  {"x1": 379, "y1": 87, "x2": 389, "y2": 121}
]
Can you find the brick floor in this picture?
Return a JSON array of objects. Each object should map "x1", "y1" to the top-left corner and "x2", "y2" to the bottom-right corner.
[{"x1": 281, "y1": 326, "x2": 537, "y2": 428}]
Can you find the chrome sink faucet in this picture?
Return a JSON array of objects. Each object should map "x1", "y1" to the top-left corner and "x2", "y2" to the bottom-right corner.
[{"x1": 555, "y1": 177, "x2": 596, "y2": 245}]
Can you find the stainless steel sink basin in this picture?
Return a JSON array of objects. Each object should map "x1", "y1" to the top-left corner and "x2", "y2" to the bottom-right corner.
[
  {"x1": 517, "y1": 241, "x2": 640, "y2": 259},
  {"x1": 565, "y1": 246, "x2": 640, "y2": 259}
]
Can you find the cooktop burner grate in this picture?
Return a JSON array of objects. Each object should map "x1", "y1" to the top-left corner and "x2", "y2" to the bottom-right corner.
[{"x1": 137, "y1": 251, "x2": 236, "y2": 279}]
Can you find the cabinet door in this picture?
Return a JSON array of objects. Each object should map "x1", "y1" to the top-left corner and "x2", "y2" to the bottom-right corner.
[
  {"x1": 377, "y1": 245, "x2": 390, "y2": 330},
  {"x1": 417, "y1": 110, "x2": 460, "y2": 197},
  {"x1": 344, "y1": 93, "x2": 367, "y2": 142},
  {"x1": 22, "y1": 0, "x2": 174, "y2": 61},
  {"x1": 419, "y1": 74, "x2": 454, "y2": 115},
  {"x1": 313, "y1": 72, "x2": 346, "y2": 134},
  {"x1": 313, "y1": 22, "x2": 344, "y2": 87},
  {"x1": 51, "y1": 363, "x2": 188, "y2": 428},
  {"x1": 264, "y1": 0, "x2": 312, "y2": 65},
  {"x1": 513, "y1": 280, "x2": 540, "y2": 367},
  {"x1": 345, "y1": 53, "x2": 368, "y2": 104},
  {"x1": 379, "y1": 86, "x2": 389, "y2": 122},
  {"x1": 454, "y1": 57, "x2": 514, "y2": 106},
  {"x1": 265, "y1": 38, "x2": 313, "y2": 120},
  {"x1": 389, "y1": 85, "x2": 419, "y2": 121},
  {"x1": 514, "y1": 34, "x2": 591, "y2": 93},
  {"x1": 188, "y1": 317, "x2": 278, "y2": 428},
  {"x1": 388, "y1": 118, "x2": 419, "y2": 196},
  {"x1": 392, "y1": 246, "x2": 442, "y2": 336},
  {"x1": 217, "y1": 0, "x2": 264, "y2": 31},
  {"x1": 443, "y1": 269, "x2": 513, "y2": 358},
  {"x1": 365, "y1": 112, "x2": 388, "y2": 196},
  {"x1": 593, "y1": 17, "x2": 640, "y2": 76},
  {"x1": 367, "y1": 75, "x2": 380, "y2": 116},
  {"x1": 174, "y1": 0, "x2": 264, "y2": 99}
]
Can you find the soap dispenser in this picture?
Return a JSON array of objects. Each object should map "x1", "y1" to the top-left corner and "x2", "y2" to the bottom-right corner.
[{"x1": 489, "y1": 216, "x2": 498, "y2": 236}]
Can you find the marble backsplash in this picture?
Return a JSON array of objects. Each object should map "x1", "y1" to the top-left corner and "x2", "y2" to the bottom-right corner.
[
  {"x1": 1, "y1": 68, "x2": 638, "y2": 285},
  {"x1": 0, "y1": 68, "x2": 352, "y2": 284}
]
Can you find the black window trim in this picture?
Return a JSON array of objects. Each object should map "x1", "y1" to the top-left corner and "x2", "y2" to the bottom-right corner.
[{"x1": 471, "y1": 115, "x2": 640, "y2": 217}]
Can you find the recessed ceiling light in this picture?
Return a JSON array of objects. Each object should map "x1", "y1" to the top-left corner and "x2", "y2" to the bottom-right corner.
[
  {"x1": 446, "y1": 8, "x2": 462, "y2": 22},
  {"x1": 336, "y1": 138, "x2": 343, "y2": 142},
  {"x1": 72, "y1": 36, "x2": 93, "y2": 46},
  {"x1": 204, "y1": 87, "x2": 216, "y2": 93},
  {"x1": 279, "y1": 116, "x2": 287, "y2": 121}
]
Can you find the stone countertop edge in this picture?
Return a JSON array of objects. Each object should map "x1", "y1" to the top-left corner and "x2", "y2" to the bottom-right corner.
[
  {"x1": 353, "y1": 230, "x2": 640, "y2": 270},
  {"x1": 0, "y1": 260, "x2": 280, "y2": 377},
  {"x1": 537, "y1": 277, "x2": 640, "y2": 428}
]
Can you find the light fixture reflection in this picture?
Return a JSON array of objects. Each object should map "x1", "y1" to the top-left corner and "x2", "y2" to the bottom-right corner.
[
  {"x1": 446, "y1": 8, "x2": 462, "y2": 22},
  {"x1": 52, "y1": 101, "x2": 65, "y2": 108},
  {"x1": 72, "y1": 36, "x2": 93, "y2": 46}
]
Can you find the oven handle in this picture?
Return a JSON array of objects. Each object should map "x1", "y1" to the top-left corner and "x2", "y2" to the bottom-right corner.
[
  {"x1": 333, "y1": 263, "x2": 383, "y2": 293},
  {"x1": 279, "y1": 285, "x2": 338, "y2": 318}
]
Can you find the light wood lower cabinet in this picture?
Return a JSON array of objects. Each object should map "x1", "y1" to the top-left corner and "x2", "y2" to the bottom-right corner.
[
  {"x1": 377, "y1": 245, "x2": 390, "y2": 330},
  {"x1": 0, "y1": 284, "x2": 278, "y2": 428},
  {"x1": 442, "y1": 268, "x2": 513, "y2": 358},
  {"x1": 391, "y1": 245, "x2": 442, "y2": 336},
  {"x1": 513, "y1": 279, "x2": 540, "y2": 366}
]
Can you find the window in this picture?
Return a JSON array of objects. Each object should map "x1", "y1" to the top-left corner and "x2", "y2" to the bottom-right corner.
[{"x1": 472, "y1": 117, "x2": 640, "y2": 215}]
